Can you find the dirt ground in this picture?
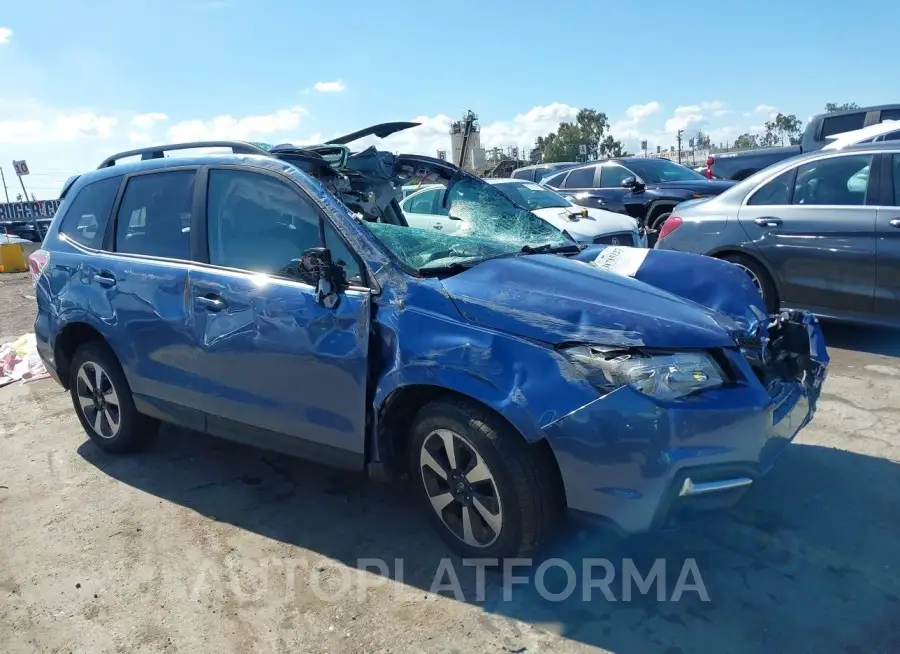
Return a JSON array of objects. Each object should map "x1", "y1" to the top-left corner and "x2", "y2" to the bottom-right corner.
[{"x1": 1, "y1": 270, "x2": 899, "y2": 653}]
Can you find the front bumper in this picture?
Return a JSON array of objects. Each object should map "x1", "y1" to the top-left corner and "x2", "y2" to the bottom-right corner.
[{"x1": 544, "y1": 310, "x2": 828, "y2": 534}]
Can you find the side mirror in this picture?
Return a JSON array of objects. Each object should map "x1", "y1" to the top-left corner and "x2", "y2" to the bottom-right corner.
[
  {"x1": 298, "y1": 247, "x2": 348, "y2": 309},
  {"x1": 621, "y1": 177, "x2": 645, "y2": 192}
]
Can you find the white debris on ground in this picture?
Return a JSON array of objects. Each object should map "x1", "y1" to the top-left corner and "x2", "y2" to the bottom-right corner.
[{"x1": 0, "y1": 332, "x2": 48, "y2": 387}]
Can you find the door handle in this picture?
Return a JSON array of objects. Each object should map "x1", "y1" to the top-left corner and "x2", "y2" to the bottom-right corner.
[
  {"x1": 92, "y1": 272, "x2": 116, "y2": 287},
  {"x1": 754, "y1": 217, "x2": 783, "y2": 227},
  {"x1": 433, "y1": 223, "x2": 443, "y2": 230},
  {"x1": 196, "y1": 295, "x2": 227, "y2": 312},
  {"x1": 890, "y1": 219, "x2": 900, "y2": 228}
]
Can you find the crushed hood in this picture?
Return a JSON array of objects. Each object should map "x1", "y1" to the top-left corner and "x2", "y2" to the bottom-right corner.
[{"x1": 439, "y1": 253, "x2": 740, "y2": 349}]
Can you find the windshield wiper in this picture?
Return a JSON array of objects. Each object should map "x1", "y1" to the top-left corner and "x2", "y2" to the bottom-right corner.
[
  {"x1": 520, "y1": 243, "x2": 585, "y2": 255},
  {"x1": 417, "y1": 261, "x2": 479, "y2": 277}
]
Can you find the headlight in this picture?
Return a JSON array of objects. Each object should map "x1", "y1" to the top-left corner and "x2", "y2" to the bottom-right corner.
[{"x1": 560, "y1": 345, "x2": 726, "y2": 400}]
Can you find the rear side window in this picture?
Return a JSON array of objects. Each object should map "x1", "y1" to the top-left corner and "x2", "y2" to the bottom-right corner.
[
  {"x1": 511, "y1": 169, "x2": 533, "y2": 181},
  {"x1": 115, "y1": 171, "x2": 195, "y2": 259},
  {"x1": 58, "y1": 177, "x2": 121, "y2": 249},
  {"x1": 880, "y1": 109, "x2": 900, "y2": 122},
  {"x1": 892, "y1": 155, "x2": 900, "y2": 206},
  {"x1": 563, "y1": 166, "x2": 596, "y2": 189},
  {"x1": 748, "y1": 169, "x2": 794, "y2": 205},
  {"x1": 820, "y1": 112, "x2": 866, "y2": 138}
]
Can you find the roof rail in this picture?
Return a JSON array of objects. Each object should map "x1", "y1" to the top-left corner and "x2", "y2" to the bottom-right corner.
[{"x1": 97, "y1": 141, "x2": 272, "y2": 169}]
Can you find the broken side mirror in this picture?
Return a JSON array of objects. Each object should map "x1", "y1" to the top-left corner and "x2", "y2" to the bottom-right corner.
[{"x1": 298, "y1": 247, "x2": 348, "y2": 309}]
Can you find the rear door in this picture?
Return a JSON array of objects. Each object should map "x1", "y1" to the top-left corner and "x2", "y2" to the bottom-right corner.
[
  {"x1": 874, "y1": 152, "x2": 900, "y2": 319},
  {"x1": 737, "y1": 152, "x2": 878, "y2": 314},
  {"x1": 189, "y1": 166, "x2": 370, "y2": 465},
  {"x1": 102, "y1": 167, "x2": 202, "y2": 426}
]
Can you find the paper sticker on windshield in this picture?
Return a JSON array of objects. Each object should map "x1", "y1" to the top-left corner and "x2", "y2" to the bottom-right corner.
[
  {"x1": 591, "y1": 246, "x2": 649, "y2": 277},
  {"x1": 522, "y1": 183, "x2": 544, "y2": 191}
]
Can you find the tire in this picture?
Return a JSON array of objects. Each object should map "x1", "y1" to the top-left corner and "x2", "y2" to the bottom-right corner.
[
  {"x1": 69, "y1": 341, "x2": 158, "y2": 453},
  {"x1": 720, "y1": 252, "x2": 779, "y2": 314},
  {"x1": 408, "y1": 397, "x2": 559, "y2": 560},
  {"x1": 648, "y1": 208, "x2": 673, "y2": 232}
]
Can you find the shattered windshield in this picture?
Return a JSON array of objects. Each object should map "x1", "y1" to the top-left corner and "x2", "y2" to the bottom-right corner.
[
  {"x1": 491, "y1": 181, "x2": 571, "y2": 210},
  {"x1": 365, "y1": 169, "x2": 573, "y2": 272}
]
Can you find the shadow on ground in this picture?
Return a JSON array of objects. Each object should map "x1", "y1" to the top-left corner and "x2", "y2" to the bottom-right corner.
[
  {"x1": 821, "y1": 320, "x2": 900, "y2": 357},
  {"x1": 80, "y1": 428, "x2": 900, "y2": 654}
]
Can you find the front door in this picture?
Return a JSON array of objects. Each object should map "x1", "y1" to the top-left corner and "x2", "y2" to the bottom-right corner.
[
  {"x1": 190, "y1": 166, "x2": 371, "y2": 465},
  {"x1": 738, "y1": 152, "x2": 878, "y2": 315},
  {"x1": 874, "y1": 152, "x2": 900, "y2": 318}
]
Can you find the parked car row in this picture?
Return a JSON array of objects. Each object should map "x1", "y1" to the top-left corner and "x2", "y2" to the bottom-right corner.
[
  {"x1": 28, "y1": 121, "x2": 829, "y2": 560},
  {"x1": 657, "y1": 140, "x2": 900, "y2": 327}
]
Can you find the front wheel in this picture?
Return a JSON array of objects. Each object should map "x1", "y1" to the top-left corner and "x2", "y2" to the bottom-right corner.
[
  {"x1": 408, "y1": 398, "x2": 559, "y2": 560},
  {"x1": 69, "y1": 341, "x2": 158, "y2": 453},
  {"x1": 720, "y1": 252, "x2": 779, "y2": 313}
]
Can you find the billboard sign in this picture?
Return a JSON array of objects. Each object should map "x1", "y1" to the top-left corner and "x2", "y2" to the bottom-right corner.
[{"x1": 0, "y1": 199, "x2": 61, "y2": 222}]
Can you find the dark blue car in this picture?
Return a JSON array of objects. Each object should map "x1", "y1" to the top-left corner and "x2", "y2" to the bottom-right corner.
[{"x1": 28, "y1": 124, "x2": 829, "y2": 560}]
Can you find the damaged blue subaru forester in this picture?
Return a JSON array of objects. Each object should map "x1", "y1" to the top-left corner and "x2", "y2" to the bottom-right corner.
[{"x1": 30, "y1": 122, "x2": 829, "y2": 560}]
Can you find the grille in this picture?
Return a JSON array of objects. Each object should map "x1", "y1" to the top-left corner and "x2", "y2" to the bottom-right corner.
[{"x1": 593, "y1": 231, "x2": 635, "y2": 246}]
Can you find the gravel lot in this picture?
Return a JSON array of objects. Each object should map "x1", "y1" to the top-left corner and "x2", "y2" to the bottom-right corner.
[{"x1": 1, "y1": 270, "x2": 898, "y2": 653}]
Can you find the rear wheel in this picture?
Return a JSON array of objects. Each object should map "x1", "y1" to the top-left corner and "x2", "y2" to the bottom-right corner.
[
  {"x1": 649, "y1": 209, "x2": 673, "y2": 232},
  {"x1": 720, "y1": 252, "x2": 779, "y2": 313},
  {"x1": 69, "y1": 341, "x2": 158, "y2": 453},
  {"x1": 408, "y1": 398, "x2": 559, "y2": 560}
]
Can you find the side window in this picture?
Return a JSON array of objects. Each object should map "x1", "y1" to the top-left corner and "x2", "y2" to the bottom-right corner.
[
  {"x1": 563, "y1": 166, "x2": 596, "y2": 189},
  {"x1": 820, "y1": 112, "x2": 866, "y2": 138},
  {"x1": 880, "y1": 109, "x2": 900, "y2": 122},
  {"x1": 543, "y1": 171, "x2": 566, "y2": 188},
  {"x1": 207, "y1": 169, "x2": 321, "y2": 276},
  {"x1": 323, "y1": 222, "x2": 364, "y2": 286},
  {"x1": 599, "y1": 164, "x2": 632, "y2": 188},
  {"x1": 875, "y1": 129, "x2": 900, "y2": 143},
  {"x1": 511, "y1": 169, "x2": 532, "y2": 181},
  {"x1": 748, "y1": 169, "x2": 794, "y2": 205},
  {"x1": 792, "y1": 154, "x2": 873, "y2": 207},
  {"x1": 115, "y1": 171, "x2": 195, "y2": 259},
  {"x1": 406, "y1": 189, "x2": 438, "y2": 214},
  {"x1": 58, "y1": 177, "x2": 121, "y2": 249}
]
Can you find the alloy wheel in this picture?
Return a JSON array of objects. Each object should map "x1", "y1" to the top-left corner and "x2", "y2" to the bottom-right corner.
[
  {"x1": 734, "y1": 262, "x2": 764, "y2": 297},
  {"x1": 75, "y1": 361, "x2": 121, "y2": 439},
  {"x1": 419, "y1": 428, "x2": 504, "y2": 548}
]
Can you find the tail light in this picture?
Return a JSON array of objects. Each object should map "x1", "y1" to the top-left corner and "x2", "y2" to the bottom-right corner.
[
  {"x1": 28, "y1": 249, "x2": 49, "y2": 286},
  {"x1": 657, "y1": 216, "x2": 683, "y2": 242},
  {"x1": 705, "y1": 156, "x2": 714, "y2": 180}
]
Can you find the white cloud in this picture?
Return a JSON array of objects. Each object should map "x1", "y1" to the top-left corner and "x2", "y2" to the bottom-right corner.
[
  {"x1": 0, "y1": 27, "x2": 12, "y2": 44},
  {"x1": 167, "y1": 106, "x2": 307, "y2": 142},
  {"x1": 662, "y1": 100, "x2": 729, "y2": 133},
  {"x1": 0, "y1": 112, "x2": 117, "y2": 144},
  {"x1": 610, "y1": 101, "x2": 662, "y2": 140},
  {"x1": 313, "y1": 80, "x2": 345, "y2": 93},
  {"x1": 131, "y1": 112, "x2": 168, "y2": 129},
  {"x1": 128, "y1": 131, "x2": 153, "y2": 144}
]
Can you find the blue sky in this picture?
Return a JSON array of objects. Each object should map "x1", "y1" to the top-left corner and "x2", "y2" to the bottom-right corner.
[{"x1": 1, "y1": 0, "x2": 896, "y2": 199}]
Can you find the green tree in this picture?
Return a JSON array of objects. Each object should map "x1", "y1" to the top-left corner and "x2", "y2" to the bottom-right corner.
[
  {"x1": 732, "y1": 133, "x2": 760, "y2": 149},
  {"x1": 825, "y1": 102, "x2": 859, "y2": 113},
  {"x1": 539, "y1": 109, "x2": 626, "y2": 163},
  {"x1": 694, "y1": 130, "x2": 712, "y2": 149},
  {"x1": 764, "y1": 113, "x2": 803, "y2": 146}
]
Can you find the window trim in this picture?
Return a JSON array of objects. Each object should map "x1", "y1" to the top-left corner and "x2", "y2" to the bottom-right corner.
[
  {"x1": 198, "y1": 164, "x2": 372, "y2": 290},
  {"x1": 106, "y1": 165, "x2": 202, "y2": 262}
]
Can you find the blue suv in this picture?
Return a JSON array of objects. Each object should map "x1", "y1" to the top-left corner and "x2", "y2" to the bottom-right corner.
[{"x1": 29, "y1": 124, "x2": 829, "y2": 559}]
